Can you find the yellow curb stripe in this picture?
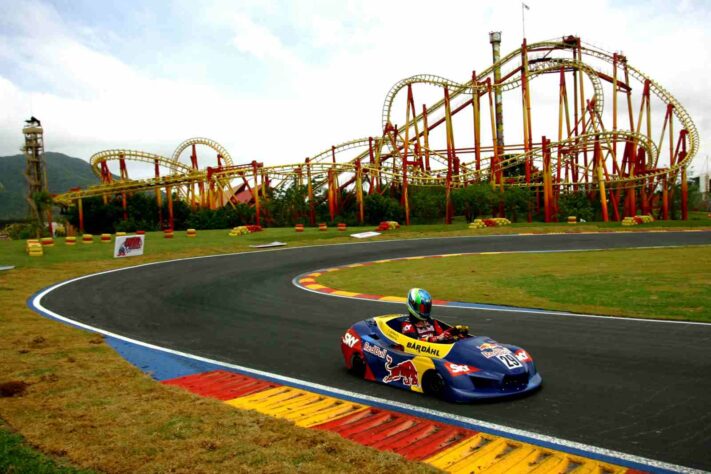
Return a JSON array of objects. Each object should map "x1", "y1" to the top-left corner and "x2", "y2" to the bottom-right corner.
[
  {"x1": 379, "y1": 296, "x2": 407, "y2": 303},
  {"x1": 331, "y1": 290, "x2": 360, "y2": 297},
  {"x1": 305, "y1": 283, "x2": 328, "y2": 290},
  {"x1": 226, "y1": 386, "x2": 367, "y2": 427},
  {"x1": 346, "y1": 263, "x2": 364, "y2": 268},
  {"x1": 299, "y1": 278, "x2": 316, "y2": 284},
  {"x1": 424, "y1": 433, "x2": 627, "y2": 474}
]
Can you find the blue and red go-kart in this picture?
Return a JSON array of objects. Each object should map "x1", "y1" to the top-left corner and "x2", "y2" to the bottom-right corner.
[{"x1": 341, "y1": 315, "x2": 542, "y2": 402}]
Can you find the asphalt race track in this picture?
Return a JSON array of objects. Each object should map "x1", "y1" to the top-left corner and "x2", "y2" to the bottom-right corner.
[{"x1": 40, "y1": 232, "x2": 711, "y2": 470}]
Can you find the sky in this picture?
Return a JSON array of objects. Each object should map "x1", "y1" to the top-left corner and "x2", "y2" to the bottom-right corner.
[{"x1": 0, "y1": 0, "x2": 709, "y2": 178}]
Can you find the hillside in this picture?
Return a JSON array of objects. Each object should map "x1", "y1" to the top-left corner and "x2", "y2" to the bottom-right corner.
[{"x1": 0, "y1": 152, "x2": 101, "y2": 220}]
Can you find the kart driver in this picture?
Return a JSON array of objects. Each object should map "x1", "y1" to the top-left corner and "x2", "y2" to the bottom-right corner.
[{"x1": 402, "y1": 288, "x2": 467, "y2": 343}]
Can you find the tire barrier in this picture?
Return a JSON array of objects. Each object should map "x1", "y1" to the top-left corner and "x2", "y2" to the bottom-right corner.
[
  {"x1": 567, "y1": 216, "x2": 577, "y2": 224},
  {"x1": 65, "y1": 236, "x2": 76, "y2": 246},
  {"x1": 116, "y1": 231, "x2": 127, "y2": 237},
  {"x1": 480, "y1": 218, "x2": 511, "y2": 227},
  {"x1": 40, "y1": 237, "x2": 54, "y2": 247},
  {"x1": 229, "y1": 226, "x2": 250, "y2": 237},
  {"x1": 100, "y1": 233, "x2": 112, "y2": 244},
  {"x1": 163, "y1": 229, "x2": 174, "y2": 239},
  {"x1": 337, "y1": 223, "x2": 347, "y2": 232},
  {"x1": 622, "y1": 215, "x2": 655, "y2": 226},
  {"x1": 318, "y1": 223, "x2": 328, "y2": 231},
  {"x1": 295, "y1": 224, "x2": 305, "y2": 233},
  {"x1": 186, "y1": 229, "x2": 197, "y2": 238},
  {"x1": 81, "y1": 234, "x2": 93, "y2": 244},
  {"x1": 376, "y1": 221, "x2": 400, "y2": 231},
  {"x1": 26, "y1": 240, "x2": 43, "y2": 257}
]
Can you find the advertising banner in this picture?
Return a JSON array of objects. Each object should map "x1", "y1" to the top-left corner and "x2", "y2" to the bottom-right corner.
[{"x1": 113, "y1": 234, "x2": 145, "y2": 258}]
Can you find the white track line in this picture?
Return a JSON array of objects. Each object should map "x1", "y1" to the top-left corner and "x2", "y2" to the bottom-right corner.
[{"x1": 28, "y1": 233, "x2": 711, "y2": 473}]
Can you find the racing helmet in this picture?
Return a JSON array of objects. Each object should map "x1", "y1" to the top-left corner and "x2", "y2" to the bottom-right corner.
[{"x1": 407, "y1": 288, "x2": 432, "y2": 322}]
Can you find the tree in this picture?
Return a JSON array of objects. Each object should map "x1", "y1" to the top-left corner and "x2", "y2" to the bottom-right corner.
[
  {"x1": 364, "y1": 193, "x2": 404, "y2": 225},
  {"x1": 409, "y1": 186, "x2": 446, "y2": 223},
  {"x1": 451, "y1": 184, "x2": 497, "y2": 222},
  {"x1": 557, "y1": 192, "x2": 594, "y2": 222},
  {"x1": 502, "y1": 186, "x2": 533, "y2": 222}
]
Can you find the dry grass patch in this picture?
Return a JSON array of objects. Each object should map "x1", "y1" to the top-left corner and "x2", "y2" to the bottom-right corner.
[{"x1": 0, "y1": 260, "x2": 438, "y2": 473}]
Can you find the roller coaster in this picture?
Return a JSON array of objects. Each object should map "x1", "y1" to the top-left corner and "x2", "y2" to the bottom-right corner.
[{"x1": 54, "y1": 35, "x2": 698, "y2": 231}]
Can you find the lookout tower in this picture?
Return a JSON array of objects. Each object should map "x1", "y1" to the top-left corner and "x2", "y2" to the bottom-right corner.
[{"x1": 22, "y1": 116, "x2": 50, "y2": 231}]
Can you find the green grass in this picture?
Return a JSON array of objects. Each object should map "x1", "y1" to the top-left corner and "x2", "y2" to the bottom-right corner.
[
  {"x1": 1, "y1": 212, "x2": 709, "y2": 269},
  {"x1": 318, "y1": 246, "x2": 711, "y2": 322},
  {"x1": 0, "y1": 420, "x2": 94, "y2": 474}
]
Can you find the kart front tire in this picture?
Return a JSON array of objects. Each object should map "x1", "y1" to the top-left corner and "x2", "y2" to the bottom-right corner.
[
  {"x1": 350, "y1": 352, "x2": 366, "y2": 378},
  {"x1": 422, "y1": 370, "x2": 446, "y2": 399}
]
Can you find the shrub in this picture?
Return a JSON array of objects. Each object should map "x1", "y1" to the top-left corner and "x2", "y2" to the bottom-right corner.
[
  {"x1": 451, "y1": 184, "x2": 497, "y2": 222},
  {"x1": 364, "y1": 194, "x2": 404, "y2": 225}
]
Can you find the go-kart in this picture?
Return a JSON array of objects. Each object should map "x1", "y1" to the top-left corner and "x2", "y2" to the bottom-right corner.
[{"x1": 341, "y1": 315, "x2": 542, "y2": 402}]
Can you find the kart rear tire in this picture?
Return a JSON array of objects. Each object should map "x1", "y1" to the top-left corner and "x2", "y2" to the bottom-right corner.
[
  {"x1": 350, "y1": 352, "x2": 366, "y2": 378},
  {"x1": 422, "y1": 370, "x2": 446, "y2": 399}
]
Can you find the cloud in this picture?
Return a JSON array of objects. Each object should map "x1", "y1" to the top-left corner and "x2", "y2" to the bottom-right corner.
[{"x1": 0, "y1": 0, "x2": 708, "y2": 181}]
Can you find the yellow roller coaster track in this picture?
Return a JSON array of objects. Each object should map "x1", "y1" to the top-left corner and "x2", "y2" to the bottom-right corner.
[{"x1": 55, "y1": 36, "x2": 697, "y2": 226}]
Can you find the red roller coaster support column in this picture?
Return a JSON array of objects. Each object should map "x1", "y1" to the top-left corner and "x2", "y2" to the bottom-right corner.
[
  {"x1": 680, "y1": 131, "x2": 688, "y2": 220},
  {"x1": 472, "y1": 71, "x2": 481, "y2": 178},
  {"x1": 167, "y1": 186, "x2": 174, "y2": 230},
  {"x1": 154, "y1": 159, "x2": 163, "y2": 227},
  {"x1": 422, "y1": 106, "x2": 431, "y2": 173},
  {"x1": 368, "y1": 137, "x2": 378, "y2": 194},
  {"x1": 402, "y1": 156, "x2": 410, "y2": 226},
  {"x1": 594, "y1": 135, "x2": 609, "y2": 222},
  {"x1": 327, "y1": 168, "x2": 335, "y2": 223},
  {"x1": 252, "y1": 160, "x2": 260, "y2": 226},
  {"x1": 662, "y1": 174, "x2": 670, "y2": 220},
  {"x1": 77, "y1": 197, "x2": 84, "y2": 234},
  {"x1": 356, "y1": 159, "x2": 364, "y2": 224},
  {"x1": 542, "y1": 136, "x2": 553, "y2": 223},
  {"x1": 305, "y1": 158, "x2": 315, "y2": 225}
]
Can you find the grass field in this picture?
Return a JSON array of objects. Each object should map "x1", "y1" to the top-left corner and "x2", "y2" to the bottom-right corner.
[
  {"x1": 0, "y1": 216, "x2": 709, "y2": 472},
  {"x1": 2, "y1": 211, "x2": 709, "y2": 269},
  {"x1": 318, "y1": 246, "x2": 711, "y2": 322}
]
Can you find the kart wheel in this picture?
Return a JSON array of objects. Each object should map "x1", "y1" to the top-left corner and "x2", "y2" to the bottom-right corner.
[
  {"x1": 422, "y1": 370, "x2": 446, "y2": 398},
  {"x1": 350, "y1": 352, "x2": 366, "y2": 378}
]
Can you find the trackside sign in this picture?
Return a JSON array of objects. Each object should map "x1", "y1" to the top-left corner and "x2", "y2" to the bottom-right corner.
[{"x1": 113, "y1": 235, "x2": 145, "y2": 258}]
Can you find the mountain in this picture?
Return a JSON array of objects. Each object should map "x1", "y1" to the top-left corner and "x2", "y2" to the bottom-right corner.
[{"x1": 0, "y1": 152, "x2": 101, "y2": 220}]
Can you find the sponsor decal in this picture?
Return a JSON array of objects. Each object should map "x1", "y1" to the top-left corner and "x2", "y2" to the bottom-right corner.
[
  {"x1": 406, "y1": 341, "x2": 441, "y2": 358},
  {"x1": 515, "y1": 349, "x2": 533, "y2": 363},
  {"x1": 478, "y1": 342, "x2": 512, "y2": 359},
  {"x1": 444, "y1": 362, "x2": 479, "y2": 376},
  {"x1": 363, "y1": 342, "x2": 387, "y2": 359},
  {"x1": 402, "y1": 323, "x2": 413, "y2": 333},
  {"x1": 342, "y1": 332, "x2": 359, "y2": 348},
  {"x1": 382, "y1": 355, "x2": 419, "y2": 386},
  {"x1": 114, "y1": 235, "x2": 145, "y2": 258}
]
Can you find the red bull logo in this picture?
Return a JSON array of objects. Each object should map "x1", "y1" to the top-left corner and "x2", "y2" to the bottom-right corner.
[{"x1": 382, "y1": 355, "x2": 419, "y2": 386}]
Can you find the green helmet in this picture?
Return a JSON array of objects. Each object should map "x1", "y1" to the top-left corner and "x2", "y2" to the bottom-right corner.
[{"x1": 407, "y1": 288, "x2": 432, "y2": 321}]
